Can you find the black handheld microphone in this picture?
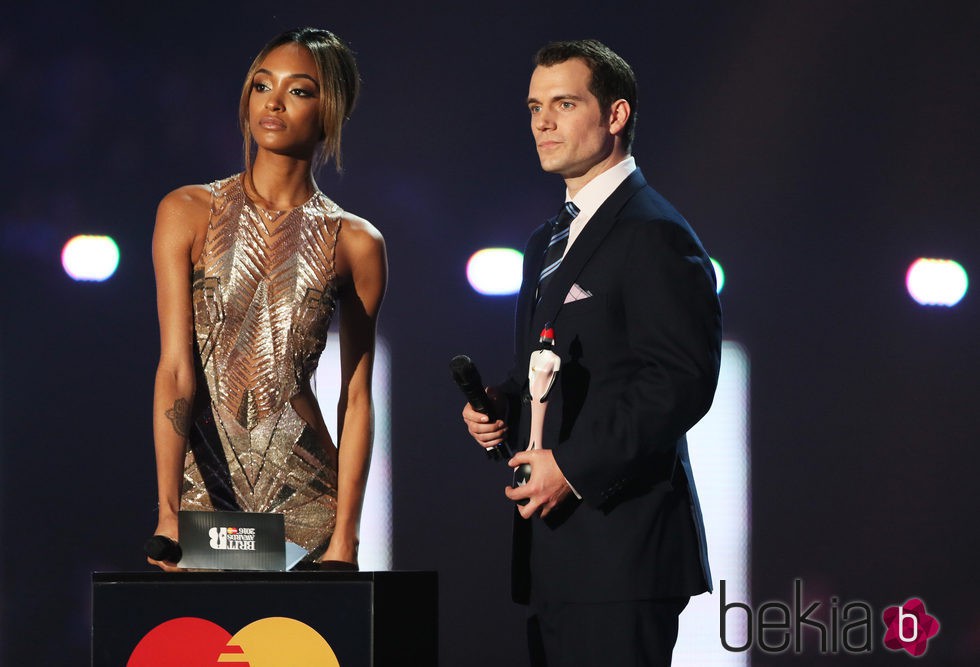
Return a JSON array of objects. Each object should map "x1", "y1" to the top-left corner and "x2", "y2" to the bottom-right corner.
[
  {"x1": 144, "y1": 535, "x2": 182, "y2": 563},
  {"x1": 450, "y1": 354, "x2": 510, "y2": 461}
]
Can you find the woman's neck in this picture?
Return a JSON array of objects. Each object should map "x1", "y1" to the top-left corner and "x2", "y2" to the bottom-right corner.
[{"x1": 247, "y1": 151, "x2": 317, "y2": 210}]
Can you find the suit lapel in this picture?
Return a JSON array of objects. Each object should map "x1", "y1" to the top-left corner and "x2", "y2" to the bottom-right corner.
[{"x1": 530, "y1": 169, "x2": 649, "y2": 336}]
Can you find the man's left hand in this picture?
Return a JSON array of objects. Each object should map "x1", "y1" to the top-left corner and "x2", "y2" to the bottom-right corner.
[{"x1": 506, "y1": 449, "x2": 573, "y2": 519}]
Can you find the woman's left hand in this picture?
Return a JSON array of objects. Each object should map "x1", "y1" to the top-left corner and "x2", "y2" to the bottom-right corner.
[{"x1": 319, "y1": 536, "x2": 358, "y2": 568}]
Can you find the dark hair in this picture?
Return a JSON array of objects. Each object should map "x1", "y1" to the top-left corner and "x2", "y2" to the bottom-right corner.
[
  {"x1": 535, "y1": 39, "x2": 637, "y2": 152},
  {"x1": 240, "y1": 27, "x2": 360, "y2": 173}
]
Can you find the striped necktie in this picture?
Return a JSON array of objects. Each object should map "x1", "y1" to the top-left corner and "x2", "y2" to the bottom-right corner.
[{"x1": 537, "y1": 201, "x2": 580, "y2": 299}]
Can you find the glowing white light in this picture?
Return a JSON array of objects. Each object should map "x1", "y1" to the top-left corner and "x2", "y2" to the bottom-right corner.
[
  {"x1": 711, "y1": 258, "x2": 725, "y2": 294},
  {"x1": 466, "y1": 247, "x2": 524, "y2": 296},
  {"x1": 61, "y1": 235, "x2": 120, "y2": 282},
  {"x1": 675, "y1": 341, "x2": 750, "y2": 666},
  {"x1": 906, "y1": 258, "x2": 968, "y2": 307}
]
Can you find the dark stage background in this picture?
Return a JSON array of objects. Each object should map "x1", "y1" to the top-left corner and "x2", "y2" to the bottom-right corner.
[{"x1": 1, "y1": 2, "x2": 977, "y2": 665}]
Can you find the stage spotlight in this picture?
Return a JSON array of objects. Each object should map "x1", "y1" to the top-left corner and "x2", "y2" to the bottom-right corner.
[
  {"x1": 62, "y1": 235, "x2": 120, "y2": 282},
  {"x1": 906, "y1": 258, "x2": 968, "y2": 307},
  {"x1": 710, "y1": 258, "x2": 725, "y2": 294},
  {"x1": 466, "y1": 247, "x2": 523, "y2": 296}
]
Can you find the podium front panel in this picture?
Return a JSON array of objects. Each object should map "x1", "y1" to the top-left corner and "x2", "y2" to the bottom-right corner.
[{"x1": 92, "y1": 571, "x2": 437, "y2": 667}]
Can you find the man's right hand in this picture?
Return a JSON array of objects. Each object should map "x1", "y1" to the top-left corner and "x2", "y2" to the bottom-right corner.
[{"x1": 461, "y1": 386, "x2": 508, "y2": 449}]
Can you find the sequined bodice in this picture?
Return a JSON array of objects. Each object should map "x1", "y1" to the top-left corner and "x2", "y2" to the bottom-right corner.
[{"x1": 191, "y1": 174, "x2": 341, "y2": 429}]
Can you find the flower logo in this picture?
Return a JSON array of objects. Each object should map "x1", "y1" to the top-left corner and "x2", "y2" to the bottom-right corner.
[{"x1": 882, "y1": 598, "x2": 939, "y2": 657}]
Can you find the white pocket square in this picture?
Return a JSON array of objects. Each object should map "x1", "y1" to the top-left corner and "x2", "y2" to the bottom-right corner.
[{"x1": 564, "y1": 283, "x2": 593, "y2": 304}]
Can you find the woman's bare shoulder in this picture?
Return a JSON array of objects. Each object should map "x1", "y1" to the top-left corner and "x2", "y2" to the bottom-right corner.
[
  {"x1": 338, "y1": 211, "x2": 385, "y2": 256},
  {"x1": 154, "y1": 184, "x2": 213, "y2": 245},
  {"x1": 335, "y1": 211, "x2": 387, "y2": 281},
  {"x1": 157, "y1": 184, "x2": 211, "y2": 220}
]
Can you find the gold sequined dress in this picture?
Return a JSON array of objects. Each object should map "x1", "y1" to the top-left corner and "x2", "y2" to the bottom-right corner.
[{"x1": 181, "y1": 174, "x2": 341, "y2": 560}]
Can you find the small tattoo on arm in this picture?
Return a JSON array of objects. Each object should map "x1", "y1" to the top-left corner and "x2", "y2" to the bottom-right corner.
[{"x1": 165, "y1": 398, "x2": 191, "y2": 438}]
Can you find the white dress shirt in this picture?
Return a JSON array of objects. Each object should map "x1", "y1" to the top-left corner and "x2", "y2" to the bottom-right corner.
[{"x1": 563, "y1": 156, "x2": 637, "y2": 256}]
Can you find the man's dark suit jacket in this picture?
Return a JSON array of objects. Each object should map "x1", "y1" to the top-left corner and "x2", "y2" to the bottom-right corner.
[{"x1": 500, "y1": 168, "x2": 723, "y2": 605}]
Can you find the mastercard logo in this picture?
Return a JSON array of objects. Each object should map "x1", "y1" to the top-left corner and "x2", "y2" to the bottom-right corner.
[{"x1": 127, "y1": 616, "x2": 340, "y2": 666}]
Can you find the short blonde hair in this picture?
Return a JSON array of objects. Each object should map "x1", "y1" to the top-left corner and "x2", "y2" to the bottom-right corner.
[{"x1": 239, "y1": 27, "x2": 360, "y2": 173}]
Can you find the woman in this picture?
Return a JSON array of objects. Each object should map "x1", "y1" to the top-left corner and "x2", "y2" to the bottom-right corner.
[{"x1": 149, "y1": 27, "x2": 386, "y2": 570}]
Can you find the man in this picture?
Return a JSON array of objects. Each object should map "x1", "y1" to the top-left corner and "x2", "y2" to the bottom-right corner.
[{"x1": 462, "y1": 39, "x2": 722, "y2": 666}]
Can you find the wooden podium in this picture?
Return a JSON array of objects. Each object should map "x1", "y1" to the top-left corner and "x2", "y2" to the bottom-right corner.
[{"x1": 92, "y1": 571, "x2": 437, "y2": 666}]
